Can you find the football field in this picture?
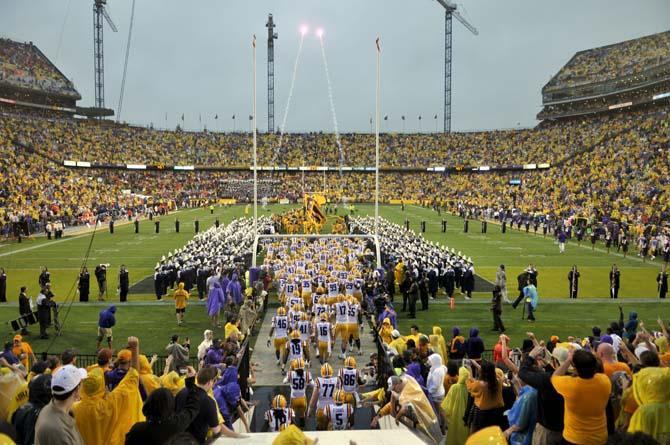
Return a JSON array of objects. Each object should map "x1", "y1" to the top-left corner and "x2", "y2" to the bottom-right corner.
[{"x1": 0, "y1": 204, "x2": 668, "y2": 355}]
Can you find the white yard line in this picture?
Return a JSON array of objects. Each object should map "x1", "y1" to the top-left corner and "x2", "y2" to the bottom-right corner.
[
  {"x1": 0, "y1": 207, "x2": 207, "y2": 259},
  {"x1": 0, "y1": 232, "x2": 96, "y2": 258}
]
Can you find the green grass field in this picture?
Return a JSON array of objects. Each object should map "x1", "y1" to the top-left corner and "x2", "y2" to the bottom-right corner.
[{"x1": 0, "y1": 204, "x2": 668, "y2": 355}]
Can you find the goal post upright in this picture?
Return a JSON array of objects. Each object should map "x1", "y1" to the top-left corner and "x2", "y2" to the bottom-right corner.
[
  {"x1": 252, "y1": 35, "x2": 258, "y2": 236},
  {"x1": 375, "y1": 38, "x2": 381, "y2": 246},
  {"x1": 374, "y1": 38, "x2": 382, "y2": 267}
]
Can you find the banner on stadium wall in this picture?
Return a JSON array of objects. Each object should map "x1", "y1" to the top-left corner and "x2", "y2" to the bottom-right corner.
[
  {"x1": 218, "y1": 199, "x2": 237, "y2": 205},
  {"x1": 389, "y1": 199, "x2": 420, "y2": 205},
  {"x1": 279, "y1": 198, "x2": 290, "y2": 205}
]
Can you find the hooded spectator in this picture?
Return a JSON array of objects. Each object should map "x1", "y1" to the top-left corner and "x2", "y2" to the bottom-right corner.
[
  {"x1": 443, "y1": 367, "x2": 470, "y2": 445},
  {"x1": 73, "y1": 337, "x2": 144, "y2": 445},
  {"x1": 11, "y1": 374, "x2": 51, "y2": 445},
  {"x1": 627, "y1": 366, "x2": 670, "y2": 441},
  {"x1": 466, "y1": 328, "x2": 485, "y2": 361}
]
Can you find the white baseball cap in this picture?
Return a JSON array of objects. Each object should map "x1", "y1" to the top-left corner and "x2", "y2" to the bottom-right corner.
[{"x1": 51, "y1": 365, "x2": 87, "y2": 396}]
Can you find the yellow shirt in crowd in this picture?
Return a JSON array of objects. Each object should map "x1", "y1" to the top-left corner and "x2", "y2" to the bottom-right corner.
[{"x1": 551, "y1": 373, "x2": 611, "y2": 445}]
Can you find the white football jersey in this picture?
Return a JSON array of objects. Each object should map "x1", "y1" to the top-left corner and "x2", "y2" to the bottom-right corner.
[
  {"x1": 286, "y1": 369, "x2": 312, "y2": 399},
  {"x1": 272, "y1": 316, "x2": 289, "y2": 339},
  {"x1": 313, "y1": 303, "x2": 329, "y2": 319},
  {"x1": 346, "y1": 303, "x2": 360, "y2": 324},
  {"x1": 316, "y1": 376, "x2": 338, "y2": 409},
  {"x1": 286, "y1": 340, "x2": 304, "y2": 363},
  {"x1": 265, "y1": 408, "x2": 294, "y2": 432},
  {"x1": 327, "y1": 282, "x2": 339, "y2": 297},
  {"x1": 316, "y1": 321, "x2": 332, "y2": 343},
  {"x1": 326, "y1": 403, "x2": 352, "y2": 431},
  {"x1": 334, "y1": 302, "x2": 348, "y2": 324},
  {"x1": 338, "y1": 368, "x2": 359, "y2": 393},
  {"x1": 297, "y1": 320, "x2": 311, "y2": 342}
]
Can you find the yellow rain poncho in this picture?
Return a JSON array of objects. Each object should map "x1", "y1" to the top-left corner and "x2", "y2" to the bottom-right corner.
[
  {"x1": 466, "y1": 426, "x2": 506, "y2": 445},
  {"x1": 73, "y1": 368, "x2": 144, "y2": 445},
  {"x1": 272, "y1": 424, "x2": 315, "y2": 445},
  {"x1": 400, "y1": 375, "x2": 442, "y2": 445},
  {"x1": 378, "y1": 318, "x2": 393, "y2": 345},
  {"x1": 0, "y1": 369, "x2": 27, "y2": 423},
  {"x1": 442, "y1": 367, "x2": 470, "y2": 445},
  {"x1": 160, "y1": 371, "x2": 185, "y2": 396},
  {"x1": 394, "y1": 261, "x2": 405, "y2": 286},
  {"x1": 628, "y1": 367, "x2": 670, "y2": 442},
  {"x1": 389, "y1": 336, "x2": 408, "y2": 356},
  {"x1": 654, "y1": 337, "x2": 670, "y2": 367},
  {"x1": 430, "y1": 326, "x2": 448, "y2": 363},
  {"x1": 138, "y1": 355, "x2": 161, "y2": 396}
]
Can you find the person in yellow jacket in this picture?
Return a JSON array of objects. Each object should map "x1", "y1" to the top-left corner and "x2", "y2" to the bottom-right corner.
[
  {"x1": 394, "y1": 261, "x2": 405, "y2": 290},
  {"x1": 138, "y1": 354, "x2": 161, "y2": 396},
  {"x1": 73, "y1": 336, "x2": 145, "y2": 445},
  {"x1": 224, "y1": 315, "x2": 244, "y2": 342},
  {"x1": 160, "y1": 370, "x2": 185, "y2": 396},
  {"x1": 378, "y1": 318, "x2": 393, "y2": 345},
  {"x1": 430, "y1": 326, "x2": 448, "y2": 363},
  {"x1": 627, "y1": 366, "x2": 670, "y2": 442},
  {"x1": 442, "y1": 367, "x2": 470, "y2": 445},
  {"x1": 388, "y1": 330, "x2": 407, "y2": 356},
  {"x1": 173, "y1": 282, "x2": 189, "y2": 326},
  {"x1": 1, "y1": 367, "x2": 28, "y2": 424}
]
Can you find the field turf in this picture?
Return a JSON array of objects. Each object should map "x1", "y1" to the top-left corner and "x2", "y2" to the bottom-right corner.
[{"x1": 0, "y1": 204, "x2": 668, "y2": 355}]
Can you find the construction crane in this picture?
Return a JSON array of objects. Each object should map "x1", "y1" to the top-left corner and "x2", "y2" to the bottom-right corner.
[
  {"x1": 434, "y1": 0, "x2": 477, "y2": 133},
  {"x1": 266, "y1": 14, "x2": 278, "y2": 133},
  {"x1": 93, "y1": 0, "x2": 118, "y2": 111}
]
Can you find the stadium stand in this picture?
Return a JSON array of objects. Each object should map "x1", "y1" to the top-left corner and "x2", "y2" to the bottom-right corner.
[
  {"x1": 1, "y1": 98, "x2": 667, "y2": 238},
  {"x1": 545, "y1": 31, "x2": 670, "y2": 89},
  {"x1": 0, "y1": 38, "x2": 80, "y2": 111},
  {"x1": 539, "y1": 31, "x2": 670, "y2": 119}
]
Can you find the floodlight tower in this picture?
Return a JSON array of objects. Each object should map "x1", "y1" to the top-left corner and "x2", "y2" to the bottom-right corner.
[
  {"x1": 434, "y1": 0, "x2": 477, "y2": 133},
  {"x1": 266, "y1": 14, "x2": 278, "y2": 133},
  {"x1": 93, "y1": 0, "x2": 118, "y2": 110}
]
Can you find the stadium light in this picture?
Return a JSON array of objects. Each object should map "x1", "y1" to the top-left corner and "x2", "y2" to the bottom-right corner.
[
  {"x1": 316, "y1": 28, "x2": 324, "y2": 38},
  {"x1": 300, "y1": 25, "x2": 309, "y2": 36}
]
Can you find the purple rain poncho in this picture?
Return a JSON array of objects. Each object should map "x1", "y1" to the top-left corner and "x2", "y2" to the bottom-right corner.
[
  {"x1": 213, "y1": 366, "x2": 240, "y2": 429},
  {"x1": 206, "y1": 281, "x2": 226, "y2": 316},
  {"x1": 226, "y1": 273, "x2": 243, "y2": 305}
]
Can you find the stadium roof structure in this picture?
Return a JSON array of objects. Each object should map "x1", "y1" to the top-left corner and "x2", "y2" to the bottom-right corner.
[{"x1": 0, "y1": 38, "x2": 81, "y2": 101}]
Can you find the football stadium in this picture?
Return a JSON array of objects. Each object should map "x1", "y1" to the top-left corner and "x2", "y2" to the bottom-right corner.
[{"x1": 0, "y1": 1, "x2": 669, "y2": 444}]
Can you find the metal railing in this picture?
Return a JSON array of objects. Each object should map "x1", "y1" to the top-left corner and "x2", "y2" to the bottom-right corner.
[{"x1": 36, "y1": 352, "x2": 199, "y2": 375}]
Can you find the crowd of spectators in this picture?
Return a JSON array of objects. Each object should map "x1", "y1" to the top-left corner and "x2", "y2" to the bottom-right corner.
[
  {"x1": 371, "y1": 290, "x2": 670, "y2": 444},
  {"x1": 1, "y1": 99, "x2": 668, "y2": 237},
  {"x1": 1, "y1": 103, "x2": 655, "y2": 168},
  {"x1": 0, "y1": 39, "x2": 79, "y2": 98},
  {"x1": 0, "y1": 331, "x2": 256, "y2": 444},
  {"x1": 545, "y1": 30, "x2": 670, "y2": 90}
]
